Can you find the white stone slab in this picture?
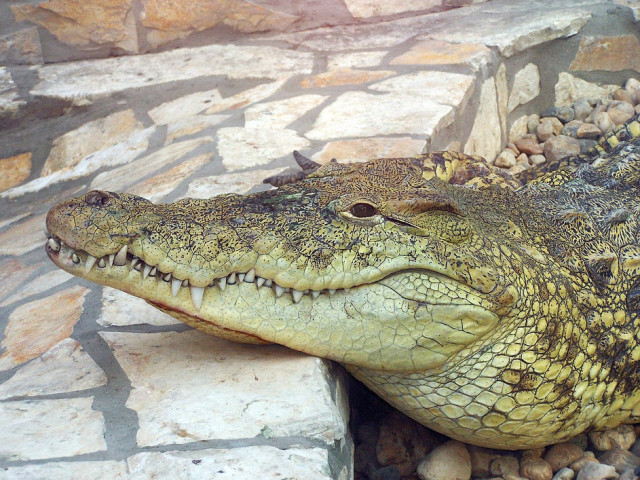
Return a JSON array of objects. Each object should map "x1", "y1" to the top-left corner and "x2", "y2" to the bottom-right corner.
[
  {"x1": 370, "y1": 71, "x2": 475, "y2": 108},
  {"x1": 507, "y1": 63, "x2": 540, "y2": 112},
  {"x1": 327, "y1": 51, "x2": 388, "y2": 70},
  {"x1": 305, "y1": 91, "x2": 454, "y2": 141},
  {"x1": 1, "y1": 127, "x2": 154, "y2": 198},
  {"x1": 554, "y1": 72, "x2": 619, "y2": 107},
  {"x1": 218, "y1": 127, "x2": 310, "y2": 171},
  {"x1": 98, "y1": 287, "x2": 181, "y2": 327},
  {"x1": 183, "y1": 167, "x2": 286, "y2": 199},
  {"x1": 91, "y1": 136, "x2": 212, "y2": 191},
  {"x1": 1, "y1": 269, "x2": 72, "y2": 307},
  {"x1": 149, "y1": 89, "x2": 223, "y2": 125},
  {"x1": 0, "y1": 338, "x2": 106, "y2": 399},
  {"x1": 0, "y1": 398, "x2": 106, "y2": 460},
  {"x1": 0, "y1": 461, "x2": 127, "y2": 480},
  {"x1": 100, "y1": 331, "x2": 347, "y2": 447},
  {"x1": 244, "y1": 94, "x2": 327, "y2": 130},
  {"x1": 127, "y1": 446, "x2": 332, "y2": 480},
  {"x1": 165, "y1": 115, "x2": 230, "y2": 144},
  {"x1": 31, "y1": 45, "x2": 314, "y2": 101},
  {"x1": 0, "y1": 67, "x2": 25, "y2": 114}
]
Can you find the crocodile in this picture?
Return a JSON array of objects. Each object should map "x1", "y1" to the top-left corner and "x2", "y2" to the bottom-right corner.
[{"x1": 45, "y1": 114, "x2": 640, "y2": 450}]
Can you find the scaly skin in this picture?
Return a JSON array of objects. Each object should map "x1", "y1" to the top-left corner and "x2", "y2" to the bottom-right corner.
[{"x1": 46, "y1": 117, "x2": 640, "y2": 449}]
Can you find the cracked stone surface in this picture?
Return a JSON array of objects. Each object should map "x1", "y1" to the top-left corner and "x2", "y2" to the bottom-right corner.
[{"x1": 0, "y1": 0, "x2": 632, "y2": 477}]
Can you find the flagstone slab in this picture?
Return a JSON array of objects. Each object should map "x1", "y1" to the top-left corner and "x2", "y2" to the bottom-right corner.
[
  {"x1": 127, "y1": 153, "x2": 213, "y2": 202},
  {"x1": 148, "y1": 89, "x2": 223, "y2": 125},
  {"x1": 0, "y1": 259, "x2": 40, "y2": 304},
  {"x1": 0, "y1": 338, "x2": 106, "y2": 399},
  {"x1": 0, "y1": 26, "x2": 43, "y2": 65},
  {"x1": 554, "y1": 72, "x2": 619, "y2": 107},
  {"x1": 300, "y1": 68, "x2": 394, "y2": 89},
  {"x1": 311, "y1": 137, "x2": 426, "y2": 164},
  {"x1": 43, "y1": 109, "x2": 143, "y2": 176},
  {"x1": 507, "y1": 63, "x2": 540, "y2": 113},
  {"x1": 0, "y1": 152, "x2": 32, "y2": 192},
  {"x1": 244, "y1": 94, "x2": 327, "y2": 130},
  {"x1": 390, "y1": 39, "x2": 491, "y2": 68},
  {"x1": 570, "y1": 34, "x2": 640, "y2": 72},
  {"x1": 305, "y1": 91, "x2": 454, "y2": 141},
  {"x1": 100, "y1": 330, "x2": 348, "y2": 447},
  {"x1": 1, "y1": 127, "x2": 155, "y2": 198},
  {"x1": 344, "y1": 0, "x2": 440, "y2": 18},
  {"x1": 98, "y1": 287, "x2": 181, "y2": 327},
  {"x1": 183, "y1": 167, "x2": 286, "y2": 199},
  {"x1": 327, "y1": 51, "x2": 388, "y2": 70},
  {"x1": 218, "y1": 127, "x2": 310, "y2": 171},
  {"x1": 0, "y1": 286, "x2": 88, "y2": 372},
  {"x1": 0, "y1": 213, "x2": 47, "y2": 256},
  {"x1": 0, "y1": 67, "x2": 25, "y2": 114},
  {"x1": 165, "y1": 115, "x2": 230, "y2": 144},
  {"x1": 91, "y1": 136, "x2": 213, "y2": 192},
  {"x1": 0, "y1": 398, "x2": 106, "y2": 461},
  {"x1": 126, "y1": 446, "x2": 333, "y2": 480},
  {"x1": 0, "y1": 461, "x2": 127, "y2": 480},
  {"x1": 1, "y1": 269, "x2": 72, "y2": 307},
  {"x1": 204, "y1": 78, "x2": 289, "y2": 114},
  {"x1": 31, "y1": 45, "x2": 313, "y2": 101}
]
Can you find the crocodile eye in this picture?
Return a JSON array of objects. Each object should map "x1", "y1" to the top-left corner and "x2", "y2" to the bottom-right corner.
[
  {"x1": 350, "y1": 203, "x2": 378, "y2": 218},
  {"x1": 86, "y1": 190, "x2": 112, "y2": 207}
]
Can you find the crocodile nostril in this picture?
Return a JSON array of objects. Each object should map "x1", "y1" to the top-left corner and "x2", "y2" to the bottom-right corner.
[{"x1": 85, "y1": 190, "x2": 111, "y2": 207}]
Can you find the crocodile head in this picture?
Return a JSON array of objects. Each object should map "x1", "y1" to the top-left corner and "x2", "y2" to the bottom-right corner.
[
  {"x1": 46, "y1": 151, "x2": 640, "y2": 448},
  {"x1": 46, "y1": 154, "x2": 523, "y2": 369}
]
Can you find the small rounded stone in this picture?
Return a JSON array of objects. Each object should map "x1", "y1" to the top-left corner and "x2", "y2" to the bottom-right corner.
[
  {"x1": 490, "y1": 455, "x2": 520, "y2": 477},
  {"x1": 543, "y1": 135, "x2": 581, "y2": 163},
  {"x1": 574, "y1": 462, "x2": 617, "y2": 480},
  {"x1": 520, "y1": 457, "x2": 553, "y2": 480},
  {"x1": 515, "y1": 136, "x2": 544, "y2": 155},
  {"x1": 569, "y1": 456, "x2": 599, "y2": 472},
  {"x1": 573, "y1": 99, "x2": 592, "y2": 121},
  {"x1": 613, "y1": 88, "x2": 634, "y2": 104},
  {"x1": 597, "y1": 448, "x2": 640, "y2": 473},
  {"x1": 545, "y1": 442, "x2": 584, "y2": 472},
  {"x1": 625, "y1": 77, "x2": 640, "y2": 92},
  {"x1": 530, "y1": 154, "x2": 547, "y2": 165},
  {"x1": 592, "y1": 111, "x2": 614, "y2": 134},
  {"x1": 552, "y1": 467, "x2": 575, "y2": 480},
  {"x1": 536, "y1": 121, "x2": 556, "y2": 142},
  {"x1": 417, "y1": 440, "x2": 471, "y2": 480},
  {"x1": 541, "y1": 106, "x2": 575, "y2": 123},
  {"x1": 527, "y1": 115, "x2": 541, "y2": 134},
  {"x1": 495, "y1": 150, "x2": 517, "y2": 168},
  {"x1": 468, "y1": 445, "x2": 500, "y2": 477},
  {"x1": 589, "y1": 425, "x2": 637, "y2": 451},
  {"x1": 607, "y1": 103, "x2": 634, "y2": 126}
]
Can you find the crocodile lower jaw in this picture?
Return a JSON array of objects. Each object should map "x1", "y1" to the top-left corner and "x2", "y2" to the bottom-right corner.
[{"x1": 46, "y1": 236, "x2": 350, "y2": 311}]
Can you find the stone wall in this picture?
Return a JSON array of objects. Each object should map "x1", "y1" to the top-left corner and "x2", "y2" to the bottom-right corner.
[{"x1": 1, "y1": 0, "x2": 489, "y2": 65}]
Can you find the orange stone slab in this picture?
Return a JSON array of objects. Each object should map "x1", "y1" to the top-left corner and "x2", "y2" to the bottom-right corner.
[
  {"x1": 0, "y1": 286, "x2": 89, "y2": 371},
  {"x1": 391, "y1": 39, "x2": 491, "y2": 66},
  {"x1": 570, "y1": 35, "x2": 640, "y2": 72},
  {"x1": 300, "y1": 68, "x2": 395, "y2": 89},
  {"x1": 0, "y1": 213, "x2": 47, "y2": 256},
  {"x1": 0, "y1": 259, "x2": 41, "y2": 303},
  {"x1": 0, "y1": 153, "x2": 31, "y2": 192},
  {"x1": 311, "y1": 137, "x2": 426, "y2": 164}
]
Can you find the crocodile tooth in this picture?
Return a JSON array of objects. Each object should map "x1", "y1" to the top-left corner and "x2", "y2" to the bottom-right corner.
[
  {"x1": 328, "y1": 289, "x2": 336, "y2": 295},
  {"x1": 219, "y1": 276, "x2": 227, "y2": 291},
  {"x1": 182, "y1": 279, "x2": 189, "y2": 287},
  {"x1": 134, "y1": 262, "x2": 142, "y2": 272},
  {"x1": 190, "y1": 285, "x2": 204, "y2": 310},
  {"x1": 131, "y1": 257, "x2": 140, "y2": 269},
  {"x1": 47, "y1": 238, "x2": 61, "y2": 252},
  {"x1": 227, "y1": 272, "x2": 236, "y2": 284},
  {"x1": 163, "y1": 272, "x2": 172, "y2": 282},
  {"x1": 311, "y1": 290, "x2": 320, "y2": 299},
  {"x1": 256, "y1": 277, "x2": 265, "y2": 288},
  {"x1": 238, "y1": 273, "x2": 245, "y2": 282},
  {"x1": 84, "y1": 255, "x2": 97, "y2": 272},
  {"x1": 113, "y1": 245, "x2": 127, "y2": 266},
  {"x1": 143, "y1": 264, "x2": 152, "y2": 280},
  {"x1": 71, "y1": 253, "x2": 80, "y2": 264},
  {"x1": 108, "y1": 254, "x2": 115, "y2": 267},
  {"x1": 292, "y1": 289, "x2": 303, "y2": 303},
  {"x1": 98, "y1": 258, "x2": 106, "y2": 268},
  {"x1": 264, "y1": 279, "x2": 273, "y2": 287},
  {"x1": 149, "y1": 267, "x2": 157, "y2": 277},
  {"x1": 171, "y1": 278, "x2": 181, "y2": 296},
  {"x1": 275, "y1": 285, "x2": 285, "y2": 297},
  {"x1": 245, "y1": 268, "x2": 256, "y2": 283}
]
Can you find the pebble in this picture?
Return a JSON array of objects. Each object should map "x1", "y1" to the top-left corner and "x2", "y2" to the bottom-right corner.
[
  {"x1": 576, "y1": 122, "x2": 602, "y2": 139},
  {"x1": 561, "y1": 120, "x2": 583, "y2": 137},
  {"x1": 543, "y1": 135, "x2": 581, "y2": 162},
  {"x1": 536, "y1": 120, "x2": 556, "y2": 142},
  {"x1": 417, "y1": 440, "x2": 471, "y2": 480},
  {"x1": 613, "y1": 88, "x2": 634, "y2": 104},
  {"x1": 527, "y1": 114, "x2": 541, "y2": 134},
  {"x1": 495, "y1": 149, "x2": 517, "y2": 168},
  {"x1": 633, "y1": 89, "x2": 640, "y2": 105},
  {"x1": 573, "y1": 99, "x2": 593, "y2": 121},
  {"x1": 552, "y1": 467, "x2": 576, "y2": 480},
  {"x1": 597, "y1": 448, "x2": 640, "y2": 473},
  {"x1": 578, "y1": 139, "x2": 597, "y2": 153},
  {"x1": 514, "y1": 135, "x2": 544, "y2": 155},
  {"x1": 607, "y1": 103, "x2": 634, "y2": 125},
  {"x1": 545, "y1": 442, "x2": 585, "y2": 472},
  {"x1": 516, "y1": 152, "x2": 529, "y2": 165},
  {"x1": 590, "y1": 426, "x2": 637, "y2": 451},
  {"x1": 575, "y1": 462, "x2": 618, "y2": 480},
  {"x1": 592, "y1": 111, "x2": 614, "y2": 134},
  {"x1": 468, "y1": 445, "x2": 500, "y2": 477},
  {"x1": 541, "y1": 116, "x2": 565, "y2": 135},
  {"x1": 371, "y1": 465, "x2": 403, "y2": 480},
  {"x1": 520, "y1": 457, "x2": 553, "y2": 480},
  {"x1": 490, "y1": 455, "x2": 520, "y2": 477},
  {"x1": 625, "y1": 77, "x2": 640, "y2": 92},
  {"x1": 530, "y1": 154, "x2": 546, "y2": 165},
  {"x1": 541, "y1": 106, "x2": 575, "y2": 123},
  {"x1": 570, "y1": 454, "x2": 599, "y2": 472}
]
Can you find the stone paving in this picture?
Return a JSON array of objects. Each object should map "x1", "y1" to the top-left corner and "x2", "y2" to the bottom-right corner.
[{"x1": 0, "y1": 0, "x2": 639, "y2": 478}]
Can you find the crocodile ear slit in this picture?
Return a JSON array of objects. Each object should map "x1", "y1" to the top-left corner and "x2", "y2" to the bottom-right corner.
[{"x1": 263, "y1": 151, "x2": 323, "y2": 187}]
